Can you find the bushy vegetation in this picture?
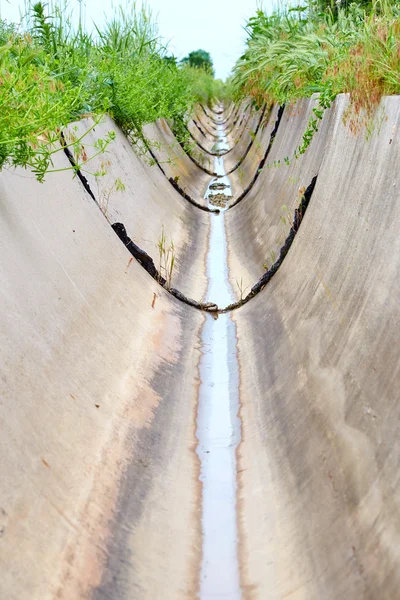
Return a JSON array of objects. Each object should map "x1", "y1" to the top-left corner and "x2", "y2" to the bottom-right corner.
[
  {"x1": 0, "y1": 1, "x2": 228, "y2": 180},
  {"x1": 233, "y1": 0, "x2": 400, "y2": 150}
]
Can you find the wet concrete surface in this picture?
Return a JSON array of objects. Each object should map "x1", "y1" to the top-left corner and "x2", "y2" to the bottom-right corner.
[{"x1": 197, "y1": 124, "x2": 242, "y2": 599}]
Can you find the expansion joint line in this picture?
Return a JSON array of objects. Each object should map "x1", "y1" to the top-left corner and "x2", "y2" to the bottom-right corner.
[
  {"x1": 111, "y1": 175, "x2": 318, "y2": 313},
  {"x1": 227, "y1": 104, "x2": 285, "y2": 211},
  {"x1": 187, "y1": 127, "x2": 229, "y2": 156},
  {"x1": 152, "y1": 104, "x2": 284, "y2": 215},
  {"x1": 173, "y1": 134, "x2": 220, "y2": 177},
  {"x1": 224, "y1": 105, "x2": 267, "y2": 176},
  {"x1": 136, "y1": 136, "x2": 219, "y2": 214},
  {"x1": 61, "y1": 122, "x2": 316, "y2": 316},
  {"x1": 182, "y1": 105, "x2": 267, "y2": 173}
]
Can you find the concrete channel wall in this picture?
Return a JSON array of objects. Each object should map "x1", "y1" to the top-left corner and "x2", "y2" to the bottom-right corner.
[{"x1": 0, "y1": 94, "x2": 399, "y2": 599}]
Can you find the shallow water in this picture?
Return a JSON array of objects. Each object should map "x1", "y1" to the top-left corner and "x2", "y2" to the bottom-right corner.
[{"x1": 196, "y1": 122, "x2": 243, "y2": 599}]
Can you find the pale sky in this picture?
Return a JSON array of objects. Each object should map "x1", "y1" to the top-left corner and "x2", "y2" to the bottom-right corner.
[{"x1": 0, "y1": 0, "x2": 276, "y2": 79}]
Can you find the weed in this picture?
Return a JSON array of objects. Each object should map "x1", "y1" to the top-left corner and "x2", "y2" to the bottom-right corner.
[
  {"x1": 158, "y1": 226, "x2": 176, "y2": 290},
  {"x1": 264, "y1": 248, "x2": 277, "y2": 270},
  {"x1": 97, "y1": 176, "x2": 126, "y2": 216},
  {"x1": 232, "y1": 1, "x2": 400, "y2": 157},
  {"x1": 237, "y1": 166, "x2": 245, "y2": 186},
  {"x1": 0, "y1": 1, "x2": 232, "y2": 180},
  {"x1": 280, "y1": 205, "x2": 294, "y2": 229},
  {"x1": 236, "y1": 277, "x2": 249, "y2": 301}
]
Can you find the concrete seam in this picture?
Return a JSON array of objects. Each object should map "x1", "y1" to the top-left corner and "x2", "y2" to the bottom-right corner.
[
  {"x1": 60, "y1": 131, "x2": 98, "y2": 204},
  {"x1": 111, "y1": 175, "x2": 318, "y2": 314},
  {"x1": 228, "y1": 104, "x2": 286, "y2": 211}
]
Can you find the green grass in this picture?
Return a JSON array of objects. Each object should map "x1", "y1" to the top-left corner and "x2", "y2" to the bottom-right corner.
[
  {"x1": 232, "y1": 0, "x2": 400, "y2": 153},
  {"x1": 0, "y1": 1, "x2": 230, "y2": 181}
]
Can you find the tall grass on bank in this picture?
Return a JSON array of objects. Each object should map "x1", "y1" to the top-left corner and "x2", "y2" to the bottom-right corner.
[
  {"x1": 233, "y1": 1, "x2": 400, "y2": 156},
  {"x1": 0, "y1": 1, "x2": 229, "y2": 181}
]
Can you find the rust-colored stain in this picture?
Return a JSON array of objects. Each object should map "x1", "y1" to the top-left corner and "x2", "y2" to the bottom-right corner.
[
  {"x1": 152, "y1": 293, "x2": 157, "y2": 309},
  {"x1": 328, "y1": 471, "x2": 338, "y2": 494},
  {"x1": 125, "y1": 257, "x2": 134, "y2": 273},
  {"x1": 41, "y1": 458, "x2": 50, "y2": 468}
]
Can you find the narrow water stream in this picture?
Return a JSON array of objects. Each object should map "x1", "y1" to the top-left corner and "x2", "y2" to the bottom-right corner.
[{"x1": 196, "y1": 119, "x2": 243, "y2": 599}]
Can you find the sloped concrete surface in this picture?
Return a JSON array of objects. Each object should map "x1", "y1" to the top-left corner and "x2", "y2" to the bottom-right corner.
[
  {"x1": 235, "y1": 95, "x2": 400, "y2": 599},
  {"x1": 1, "y1": 94, "x2": 400, "y2": 599},
  {"x1": 189, "y1": 107, "x2": 263, "y2": 173},
  {"x1": 64, "y1": 115, "x2": 209, "y2": 300},
  {"x1": 0, "y1": 152, "x2": 204, "y2": 600},
  {"x1": 226, "y1": 96, "x2": 335, "y2": 300}
]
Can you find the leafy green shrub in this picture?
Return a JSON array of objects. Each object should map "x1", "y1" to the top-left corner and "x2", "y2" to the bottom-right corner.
[
  {"x1": 0, "y1": 1, "x2": 231, "y2": 181},
  {"x1": 0, "y1": 32, "x2": 96, "y2": 180}
]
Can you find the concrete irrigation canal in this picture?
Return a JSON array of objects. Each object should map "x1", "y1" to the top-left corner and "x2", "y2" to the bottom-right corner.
[{"x1": 1, "y1": 94, "x2": 400, "y2": 599}]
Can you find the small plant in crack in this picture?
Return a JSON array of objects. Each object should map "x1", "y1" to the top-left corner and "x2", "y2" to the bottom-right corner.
[
  {"x1": 263, "y1": 248, "x2": 276, "y2": 270},
  {"x1": 97, "y1": 176, "x2": 126, "y2": 217},
  {"x1": 158, "y1": 226, "x2": 176, "y2": 290},
  {"x1": 280, "y1": 205, "x2": 293, "y2": 229},
  {"x1": 130, "y1": 136, "x2": 163, "y2": 167},
  {"x1": 237, "y1": 166, "x2": 245, "y2": 186},
  {"x1": 280, "y1": 186, "x2": 306, "y2": 233},
  {"x1": 61, "y1": 123, "x2": 116, "y2": 180},
  {"x1": 294, "y1": 186, "x2": 307, "y2": 230},
  {"x1": 94, "y1": 158, "x2": 112, "y2": 178},
  {"x1": 236, "y1": 277, "x2": 249, "y2": 301}
]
